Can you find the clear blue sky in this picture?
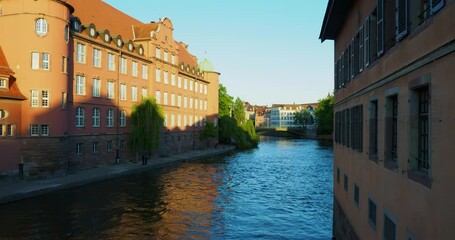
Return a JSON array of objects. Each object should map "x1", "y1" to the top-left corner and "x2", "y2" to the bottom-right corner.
[{"x1": 104, "y1": 0, "x2": 333, "y2": 106}]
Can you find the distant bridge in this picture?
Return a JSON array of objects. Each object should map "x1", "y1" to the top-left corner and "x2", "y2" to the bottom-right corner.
[{"x1": 255, "y1": 127, "x2": 317, "y2": 139}]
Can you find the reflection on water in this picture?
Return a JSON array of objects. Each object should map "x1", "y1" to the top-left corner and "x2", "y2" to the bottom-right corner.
[{"x1": 0, "y1": 138, "x2": 333, "y2": 239}]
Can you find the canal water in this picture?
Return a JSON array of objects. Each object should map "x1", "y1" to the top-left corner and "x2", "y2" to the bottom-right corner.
[{"x1": 0, "y1": 137, "x2": 333, "y2": 239}]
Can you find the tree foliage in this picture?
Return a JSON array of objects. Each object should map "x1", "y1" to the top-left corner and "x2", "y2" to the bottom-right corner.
[
  {"x1": 129, "y1": 97, "x2": 164, "y2": 153},
  {"x1": 200, "y1": 121, "x2": 218, "y2": 140},
  {"x1": 294, "y1": 109, "x2": 313, "y2": 126},
  {"x1": 219, "y1": 84, "x2": 233, "y2": 117},
  {"x1": 314, "y1": 94, "x2": 334, "y2": 135},
  {"x1": 232, "y1": 97, "x2": 245, "y2": 124}
]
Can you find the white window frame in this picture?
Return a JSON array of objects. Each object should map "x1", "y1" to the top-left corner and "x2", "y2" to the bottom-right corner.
[
  {"x1": 76, "y1": 43, "x2": 86, "y2": 64},
  {"x1": 142, "y1": 64, "x2": 148, "y2": 79},
  {"x1": 76, "y1": 107, "x2": 85, "y2": 127},
  {"x1": 156, "y1": 68, "x2": 161, "y2": 82},
  {"x1": 155, "y1": 47, "x2": 161, "y2": 59},
  {"x1": 92, "y1": 108, "x2": 100, "y2": 127},
  {"x1": 142, "y1": 88, "x2": 148, "y2": 99},
  {"x1": 171, "y1": 93, "x2": 175, "y2": 106},
  {"x1": 32, "y1": 52, "x2": 40, "y2": 70},
  {"x1": 93, "y1": 48, "x2": 102, "y2": 67},
  {"x1": 164, "y1": 71, "x2": 168, "y2": 84},
  {"x1": 92, "y1": 142, "x2": 98, "y2": 153},
  {"x1": 107, "y1": 109, "x2": 114, "y2": 127},
  {"x1": 35, "y1": 18, "x2": 48, "y2": 37},
  {"x1": 132, "y1": 61, "x2": 138, "y2": 77},
  {"x1": 171, "y1": 73, "x2": 176, "y2": 86},
  {"x1": 164, "y1": 51, "x2": 168, "y2": 62},
  {"x1": 171, "y1": 54, "x2": 176, "y2": 64},
  {"x1": 92, "y1": 78, "x2": 101, "y2": 97},
  {"x1": 184, "y1": 96, "x2": 188, "y2": 108},
  {"x1": 190, "y1": 80, "x2": 194, "y2": 91},
  {"x1": 163, "y1": 92, "x2": 168, "y2": 105},
  {"x1": 177, "y1": 95, "x2": 182, "y2": 107},
  {"x1": 30, "y1": 124, "x2": 40, "y2": 136},
  {"x1": 132, "y1": 86, "x2": 138, "y2": 102},
  {"x1": 76, "y1": 75, "x2": 86, "y2": 95},
  {"x1": 107, "y1": 82, "x2": 115, "y2": 99},
  {"x1": 0, "y1": 79, "x2": 7, "y2": 89},
  {"x1": 41, "y1": 53, "x2": 50, "y2": 70},
  {"x1": 41, "y1": 90, "x2": 50, "y2": 107},
  {"x1": 120, "y1": 84, "x2": 127, "y2": 101},
  {"x1": 120, "y1": 57, "x2": 127, "y2": 74},
  {"x1": 155, "y1": 90, "x2": 161, "y2": 104},
  {"x1": 108, "y1": 53, "x2": 115, "y2": 71},
  {"x1": 119, "y1": 110, "x2": 126, "y2": 127},
  {"x1": 184, "y1": 78, "x2": 188, "y2": 89},
  {"x1": 31, "y1": 90, "x2": 39, "y2": 107},
  {"x1": 178, "y1": 76, "x2": 182, "y2": 88},
  {"x1": 76, "y1": 143, "x2": 83, "y2": 155}
]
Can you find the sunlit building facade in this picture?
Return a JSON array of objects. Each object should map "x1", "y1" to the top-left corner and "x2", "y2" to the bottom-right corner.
[
  {"x1": 269, "y1": 104, "x2": 317, "y2": 128},
  {"x1": 320, "y1": 0, "x2": 455, "y2": 239},
  {"x1": 0, "y1": 0, "x2": 219, "y2": 178}
]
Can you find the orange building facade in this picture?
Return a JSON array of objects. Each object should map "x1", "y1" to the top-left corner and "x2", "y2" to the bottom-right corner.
[
  {"x1": 0, "y1": 0, "x2": 219, "y2": 178},
  {"x1": 321, "y1": 0, "x2": 455, "y2": 239}
]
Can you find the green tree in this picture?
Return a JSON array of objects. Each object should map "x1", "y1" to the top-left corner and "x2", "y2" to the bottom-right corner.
[
  {"x1": 200, "y1": 121, "x2": 218, "y2": 146},
  {"x1": 314, "y1": 94, "x2": 334, "y2": 135},
  {"x1": 219, "y1": 84, "x2": 233, "y2": 117},
  {"x1": 294, "y1": 109, "x2": 313, "y2": 127},
  {"x1": 129, "y1": 97, "x2": 164, "y2": 157},
  {"x1": 232, "y1": 97, "x2": 245, "y2": 124}
]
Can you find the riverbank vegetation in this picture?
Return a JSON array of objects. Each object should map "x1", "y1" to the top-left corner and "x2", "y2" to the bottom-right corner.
[
  {"x1": 219, "y1": 84, "x2": 259, "y2": 149},
  {"x1": 314, "y1": 94, "x2": 334, "y2": 135}
]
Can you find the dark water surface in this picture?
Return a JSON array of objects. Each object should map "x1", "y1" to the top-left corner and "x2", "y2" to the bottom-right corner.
[{"x1": 0, "y1": 137, "x2": 333, "y2": 239}]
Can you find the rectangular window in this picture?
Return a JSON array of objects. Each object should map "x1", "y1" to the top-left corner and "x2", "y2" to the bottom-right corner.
[
  {"x1": 170, "y1": 114, "x2": 175, "y2": 127},
  {"x1": 92, "y1": 79, "x2": 101, "y2": 97},
  {"x1": 155, "y1": 47, "x2": 160, "y2": 59},
  {"x1": 171, "y1": 93, "x2": 175, "y2": 106},
  {"x1": 76, "y1": 143, "x2": 83, "y2": 155},
  {"x1": 184, "y1": 96, "x2": 188, "y2": 108},
  {"x1": 0, "y1": 79, "x2": 6, "y2": 89},
  {"x1": 351, "y1": 105, "x2": 363, "y2": 152},
  {"x1": 75, "y1": 107, "x2": 85, "y2": 127},
  {"x1": 40, "y1": 124, "x2": 49, "y2": 136},
  {"x1": 41, "y1": 53, "x2": 50, "y2": 70},
  {"x1": 6, "y1": 125, "x2": 14, "y2": 136},
  {"x1": 350, "y1": 38, "x2": 356, "y2": 79},
  {"x1": 344, "y1": 174, "x2": 348, "y2": 192},
  {"x1": 119, "y1": 110, "x2": 126, "y2": 127},
  {"x1": 61, "y1": 56, "x2": 67, "y2": 73},
  {"x1": 417, "y1": 85, "x2": 430, "y2": 172},
  {"x1": 107, "y1": 82, "x2": 115, "y2": 99},
  {"x1": 190, "y1": 80, "x2": 194, "y2": 91},
  {"x1": 368, "y1": 197, "x2": 377, "y2": 228},
  {"x1": 164, "y1": 71, "x2": 168, "y2": 84},
  {"x1": 178, "y1": 76, "x2": 182, "y2": 88},
  {"x1": 204, "y1": 100, "x2": 207, "y2": 110},
  {"x1": 377, "y1": 0, "x2": 385, "y2": 56},
  {"x1": 61, "y1": 92, "x2": 67, "y2": 109},
  {"x1": 92, "y1": 108, "x2": 100, "y2": 127},
  {"x1": 30, "y1": 124, "x2": 40, "y2": 136},
  {"x1": 190, "y1": 97, "x2": 193, "y2": 109},
  {"x1": 142, "y1": 88, "x2": 147, "y2": 99},
  {"x1": 359, "y1": 26, "x2": 364, "y2": 72},
  {"x1": 204, "y1": 85, "x2": 207, "y2": 95},
  {"x1": 336, "y1": 167, "x2": 340, "y2": 183},
  {"x1": 177, "y1": 115, "x2": 181, "y2": 127},
  {"x1": 184, "y1": 78, "x2": 188, "y2": 89},
  {"x1": 184, "y1": 115, "x2": 187, "y2": 127},
  {"x1": 31, "y1": 90, "x2": 39, "y2": 107},
  {"x1": 385, "y1": 95, "x2": 398, "y2": 167},
  {"x1": 156, "y1": 68, "x2": 161, "y2": 82},
  {"x1": 195, "y1": 82, "x2": 199, "y2": 92},
  {"x1": 93, "y1": 48, "x2": 101, "y2": 67},
  {"x1": 383, "y1": 212, "x2": 397, "y2": 240},
  {"x1": 142, "y1": 64, "x2": 148, "y2": 79},
  {"x1": 163, "y1": 114, "x2": 168, "y2": 127},
  {"x1": 41, "y1": 90, "x2": 49, "y2": 107},
  {"x1": 107, "y1": 140, "x2": 113, "y2": 151},
  {"x1": 108, "y1": 53, "x2": 115, "y2": 71},
  {"x1": 132, "y1": 61, "x2": 138, "y2": 77},
  {"x1": 120, "y1": 84, "x2": 127, "y2": 100},
  {"x1": 354, "y1": 184, "x2": 360, "y2": 207},
  {"x1": 171, "y1": 54, "x2": 176, "y2": 64},
  {"x1": 120, "y1": 57, "x2": 127, "y2": 74},
  {"x1": 76, "y1": 75, "x2": 85, "y2": 95},
  {"x1": 369, "y1": 100, "x2": 378, "y2": 160},
  {"x1": 32, "y1": 52, "x2": 40, "y2": 69},
  {"x1": 177, "y1": 95, "x2": 182, "y2": 107},
  {"x1": 155, "y1": 90, "x2": 161, "y2": 104},
  {"x1": 396, "y1": 0, "x2": 408, "y2": 41},
  {"x1": 92, "y1": 142, "x2": 98, "y2": 153},
  {"x1": 163, "y1": 92, "x2": 168, "y2": 105},
  {"x1": 1, "y1": 124, "x2": 5, "y2": 136},
  {"x1": 365, "y1": 16, "x2": 371, "y2": 67},
  {"x1": 132, "y1": 86, "x2": 138, "y2": 102},
  {"x1": 76, "y1": 43, "x2": 86, "y2": 63},
  {"x1": 164, "y1": 51, "x2": 168, "y2": 62},
  {"x1": 171, "y1": 73, "x2": 176, "y2": 86}
]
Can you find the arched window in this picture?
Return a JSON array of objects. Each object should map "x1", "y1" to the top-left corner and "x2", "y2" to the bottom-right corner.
[
  {"x1": 107, "y1": 109, "x2": 114, "y2": 127},
  {"x1": 35, "y1": 18, "x2": 48, "y2": 37},
  {"x1": 92, "y1": 108, "x2": 100, "y2": 127},
  {"x1": 76, "y1": 107, "x2": 85, "y2": 127}
]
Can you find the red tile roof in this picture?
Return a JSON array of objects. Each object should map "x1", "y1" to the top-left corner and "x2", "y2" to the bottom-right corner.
[
  {"x1": 133, "y1": 22, "x2": 159, "y2": 39},
  {"x1": 66, "y1": 0, "x2": 144, "y2": 39},
  {"x1": 0, "y1": 46, "x2": 26, "y2": 100},
  {"x1": 178, "y1": 42, "x2": 198, "y2": 68}
]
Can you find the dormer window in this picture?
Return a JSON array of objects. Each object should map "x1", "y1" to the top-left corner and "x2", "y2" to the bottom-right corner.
[
  {"x1": 0, "y1": 78, "x2": 7, "y2": 89},
  {"x1": 35, "y1": 18, "x2": 48, "y2": 37}
]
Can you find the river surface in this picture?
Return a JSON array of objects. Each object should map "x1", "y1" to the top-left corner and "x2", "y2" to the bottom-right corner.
[{"x1": 0, "y1": 137, "x2": 333, "y2": 239}]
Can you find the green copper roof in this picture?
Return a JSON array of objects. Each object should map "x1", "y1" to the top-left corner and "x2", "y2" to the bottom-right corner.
[{"x1": 199, "y1": 58, "x2": 213, "y2": 72}]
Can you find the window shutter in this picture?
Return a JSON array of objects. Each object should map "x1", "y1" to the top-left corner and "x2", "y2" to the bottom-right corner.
[
  {"x1": 365, "y1": 17, "x2": 370, "y2": 67},
  {"x1": 334, "y1": 61, "x2": 338, "y2": 90},
  {"x1": 377, "y1": 0, "x2": 384, "y2": 56},
  {"x1": 431, "y1": 0, "x2": 444, "y2": 14},
  {"x1": 396, "y1": 0, "x2": 408, "y2": 41},
  {"x1": 359, "y1": 26, "x2": 364, "y2": 72},
  {"x1": 351, "y1": 38, "x2": 355, "y2": 79},
  {"x1": 32, "y1": 52, "x2": 39, "y2": 69}
]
